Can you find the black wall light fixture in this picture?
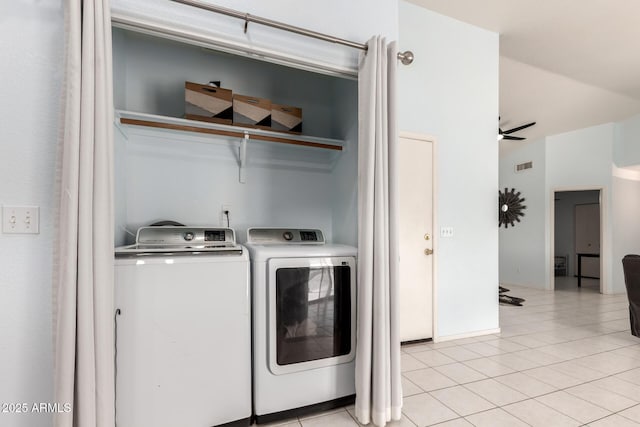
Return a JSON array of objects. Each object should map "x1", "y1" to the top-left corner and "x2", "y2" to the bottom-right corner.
[{"x1": 499, "y1": 188, "x2": 526, "y2": 228}]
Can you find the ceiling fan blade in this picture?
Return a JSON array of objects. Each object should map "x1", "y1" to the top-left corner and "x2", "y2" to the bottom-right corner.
[
  {"x1": 503, "y1": 135, "x2": 525, "y2": 141},
  {"x1": 503, "y1": 122, "x2": 536, "y2": 134}
]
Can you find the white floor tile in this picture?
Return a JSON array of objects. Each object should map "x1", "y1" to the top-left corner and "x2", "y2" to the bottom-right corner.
[
  {"x1": 402, "y1": 377, "x2": 424, "y2": 397},
  {"x1": 464, "y1": 378, "x2": 528, "y2": 406},
  {"x1": 485, "y1": 338, "x2": 529, "y2": 353},
  {"x1": 493, "y1": 372, "x2": 556, "y2": 397},
  {"x1": 258, "y1": 419, "x2": 301, "y2": 427},
  {"x1": 536, "y1": 391, "x2": 611, "y2": 424},
  {"x1": 521, "y1": 366, "x2": 583, "y2": 389},
  {"x1": 615, "y1": 367, "x2": 640, "y2": 385},
  {"x1": 488, "y1": 353, "x2": 543, "y2": 371},
  {"x1": 430, "y1": 385, "x2": 495, "y2": 416},
  {"x1": 565, "y1": 382, "x2": 637, "y2": 412},
  {"x1": 402, "y1": 342, "x2": 434, "y2": 354},
  {"x1": 403, "y1": 368, "x2": 457, "y2": 392},
  {"x1": 587, "y1": 413, "x2": 640, "y2": 427},
  {"x1": 619, "y1": 404, "x2": 640, "y2": 423},
  {"x1": 506, "y1": 334, "x2": 551, "y2": 348},
  {"x1": 411, "y1": 350, "x2": 456, "y2": 367},
  {"x1": 512, "y1": 348, "x2": 565, "y2": 366},
  {"x1": 394, "y1": 285, "x2": 640, "y2": 427},
  {"x1": 402, "y1": 393, "x2": 458, "y2": 426},
  {"x1": 460, "y1": 342, "x2": 504, "y2": 357},
  {"x1": 574, "y1": 352, "x2": 640, "y2": 375},
  {"x1": 503, "y1": 399, "x2": 581, "y2": 427},
  {"x1": 612, "y1": 346, "x2": 640, "y2": 360},
  {"x1": 300, "y1": 411, "x2": 358, "y2": 427},
  {"x1": 428, "y1": 418, "x2": 472, "y2": 426},
  {"x1": 401, "y1": 353, "x2": 428, "y2": 372},
  {"x1": 462, "y1": 358, "x2": 515, "y2": 377},
  {"x1": 464, "y1": 408, "x2": 529, "y2": 427},
  {"x1": 433, "y1": 362, "x2": 487, "y2": 384},
  {"x1": 591, "y1": 376, "x2": 640, "y2": 403},
  {"x1": 548, "y1": 361, "x2": 608, "y2": 382},
  {"x1": 436, "y1": 346, "x2": 483, "y2": 362},
  {"x1": 346, "y1": 406, "x2": 417, "y2": 427},
  {"x1": 298, "y1": 408, "x2": 346, "y2": 421}
]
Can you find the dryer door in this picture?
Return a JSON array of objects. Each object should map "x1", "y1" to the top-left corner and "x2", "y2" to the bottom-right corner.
[{"x1": 267, "y1": 256, "x2": 356, "y2": 375}]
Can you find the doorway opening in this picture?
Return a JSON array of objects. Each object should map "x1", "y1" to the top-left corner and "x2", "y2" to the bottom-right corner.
[{"x1": 552, "y1": 189, "x2": 602, "y2": 293}]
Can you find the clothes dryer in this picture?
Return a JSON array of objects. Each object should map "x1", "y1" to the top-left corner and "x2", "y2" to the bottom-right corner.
[{"x1": 244, "y1": 228, "x2": 357, "y2": 423}]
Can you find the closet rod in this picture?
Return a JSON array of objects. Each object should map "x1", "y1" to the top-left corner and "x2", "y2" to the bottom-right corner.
[{"x1": 170, "y1": 0, "x2": 414, "y2": 65}]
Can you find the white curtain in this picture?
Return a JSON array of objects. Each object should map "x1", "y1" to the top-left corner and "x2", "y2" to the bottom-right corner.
[
  {"x1": 355, "y1": 36, "x2": 402, "y2": 426},
  {"x1": 53, "y1": 0, "x2": 115, "y2": 426}
]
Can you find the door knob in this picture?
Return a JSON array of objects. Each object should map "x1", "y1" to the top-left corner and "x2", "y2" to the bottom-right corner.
[{"x1": 424, "y1": 248, "x2": 433, "y2": 255}]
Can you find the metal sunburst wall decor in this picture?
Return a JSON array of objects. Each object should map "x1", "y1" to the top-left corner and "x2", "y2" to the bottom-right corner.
[{"x1": 499, "y1": 187, "x2": 526, "y2": 228}]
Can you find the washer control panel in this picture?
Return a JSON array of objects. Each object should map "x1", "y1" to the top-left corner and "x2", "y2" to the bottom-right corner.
[
  {"x1": 136, "y1": 226, "x2": 235, "y2": 247},
  {"x1": 247, "y1": 228, "x2": 325, "y2": 245}
]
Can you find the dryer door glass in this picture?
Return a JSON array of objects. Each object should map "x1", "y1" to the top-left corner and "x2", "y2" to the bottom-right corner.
[{"x1": 275, "y1": 265, "x2": 351, "y2": 365}]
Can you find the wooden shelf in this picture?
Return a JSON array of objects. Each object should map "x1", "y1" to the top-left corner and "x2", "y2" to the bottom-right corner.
[{"x1": 116, "y1": 110, "x2": 344, "y2": 151}]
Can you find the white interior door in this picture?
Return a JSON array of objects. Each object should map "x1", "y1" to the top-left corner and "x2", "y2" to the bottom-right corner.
[{"x1": 398, "y1": 134, "x2": 433, "y2": 342}]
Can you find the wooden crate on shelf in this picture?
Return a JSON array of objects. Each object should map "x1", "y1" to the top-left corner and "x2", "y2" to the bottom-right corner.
[
  {"x1": 185, "y1": 81, "x2": 233, "y2": 125},
  {"x1": 233, "y1": 94, "x2": 272, "y2": 130},
  {"x1": 271, "y1": 104, "x2": 302, "y2": 134}
]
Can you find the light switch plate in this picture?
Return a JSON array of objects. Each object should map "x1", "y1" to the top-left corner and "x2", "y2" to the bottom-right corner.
[
  {"x1": 440, "y1": 226, "x2": 454, "y2": 238},
  {"x1": 2, "y1": 206, "x2": 40, "y2": 234}
]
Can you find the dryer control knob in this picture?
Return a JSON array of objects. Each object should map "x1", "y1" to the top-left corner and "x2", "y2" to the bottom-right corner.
[
  {"x1": 283, "y1": 231, "x2": 294, "y2": 241},
  {"x1": 184, "y1": 232, "x2": 195, "y2": 241}
]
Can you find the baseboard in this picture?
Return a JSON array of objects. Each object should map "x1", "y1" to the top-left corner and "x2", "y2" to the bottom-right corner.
[{"x1": 434, "y1": 327, "x2": 501, "y2": 343}]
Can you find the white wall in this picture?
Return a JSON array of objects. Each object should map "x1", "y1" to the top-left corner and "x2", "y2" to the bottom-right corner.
[
  {"x1": 398, "y1": 1, "x2": 500, "y2": 339},
  {"x1": 330, "y1": 78, "x2": 359, "y2": 246},
  {"x1": 614, "y1": 113, "x2": 640, "y2": 168},
  {"x1": 0, "y1": 2, "x2": 63, "y2": 426},
  {"x1": 612, "y1": 172, "x2": 640, "y2": 293},
  {"x1": 499, "y1": 140, "x2": 547, "y2": 288}
]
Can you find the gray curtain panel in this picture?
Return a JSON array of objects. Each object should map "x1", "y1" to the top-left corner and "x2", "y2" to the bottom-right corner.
[
  {"x1": 53, "y1": 0, "x2": 115, "y2": 426},
  {"x1": 355, "y1": 36, "x2": 403, "y2": 426}
]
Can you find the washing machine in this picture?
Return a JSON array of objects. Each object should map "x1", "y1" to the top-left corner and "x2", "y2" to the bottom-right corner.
[
  {"x1": 114, "y1": 226, "x2": 251, "y2": 427},
  {"x1": 245, "y1": 227, "x2": 357, "y2": 423}
]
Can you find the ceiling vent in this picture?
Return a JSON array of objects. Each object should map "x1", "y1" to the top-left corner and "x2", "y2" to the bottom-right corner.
[{"x1": 515, "y1": 161, "x2": 533, "y2": 173}]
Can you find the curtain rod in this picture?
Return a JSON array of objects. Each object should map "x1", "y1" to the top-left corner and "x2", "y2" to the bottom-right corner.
[{"x1": 170, "y1": 0, "x2": 414, "y2": 65}]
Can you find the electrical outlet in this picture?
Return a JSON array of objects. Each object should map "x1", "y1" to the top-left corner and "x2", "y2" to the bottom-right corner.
[
  {"x1": 220, "y1": 204, "x2": 232, "y2": 227},
  {"x1": 440, "y1": 226, "x2": 454, "y2": 238},
  {"x1": 2, "y1": 206, "x2": 40, "y2": 234}
]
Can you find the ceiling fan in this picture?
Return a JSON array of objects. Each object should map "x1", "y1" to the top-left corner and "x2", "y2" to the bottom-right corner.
[{"x1": 498, "y1": 120, "x2": 536, "y2": 141}]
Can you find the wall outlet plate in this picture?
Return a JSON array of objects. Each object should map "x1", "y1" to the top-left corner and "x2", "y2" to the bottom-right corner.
[{"x1": 2, "y1": 206, "x2": 40, "y2": 234}]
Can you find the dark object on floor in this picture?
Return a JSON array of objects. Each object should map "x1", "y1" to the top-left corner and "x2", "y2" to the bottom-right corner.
[
  {"x1": 621, "y1": 255, "x2": 640, "y2": 337},
  {"x1": 499, "y1": 286, "x2": 525, "y2": 306}
]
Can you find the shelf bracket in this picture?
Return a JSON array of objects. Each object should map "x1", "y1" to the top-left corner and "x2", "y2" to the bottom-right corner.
[{"x1": 239, "y1": 131, "x2": 248, "y2": 183}]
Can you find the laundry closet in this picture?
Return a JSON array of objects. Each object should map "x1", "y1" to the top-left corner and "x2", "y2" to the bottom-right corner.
[{"x1": 112, "y1": 27, "x2": 359, "y2": 247}]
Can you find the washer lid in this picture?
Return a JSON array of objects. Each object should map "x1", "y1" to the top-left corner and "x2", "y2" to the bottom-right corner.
[{"x1": 247, "y1": 227, "x2": 324, "y2": 245}]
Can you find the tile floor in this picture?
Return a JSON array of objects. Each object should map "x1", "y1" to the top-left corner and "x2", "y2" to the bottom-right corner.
[{"x1": 262, "y1": 278, "x2": 640, "y2": 426}]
